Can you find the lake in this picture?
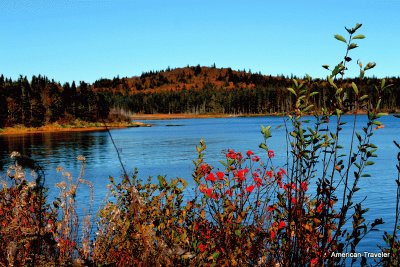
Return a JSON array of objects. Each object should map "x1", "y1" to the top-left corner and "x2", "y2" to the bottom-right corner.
[{"x1": 1, "y1": 115, "x2": 399, "y2": 253}]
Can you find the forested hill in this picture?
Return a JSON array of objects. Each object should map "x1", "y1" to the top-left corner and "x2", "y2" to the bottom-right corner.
[
  {"x1": 1, "y1": 66, "x2": 400, "y2": 128},
  {"x1": 94, "y1": 65, "x2": 400, "y2": 114}
]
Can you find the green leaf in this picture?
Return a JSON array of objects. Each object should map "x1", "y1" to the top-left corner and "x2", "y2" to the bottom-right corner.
[
  {"x1": 376, "y1": 99, "x2": 382, "y2": 110},
  {"x1": 235, "y1": 229, "x2": 241, "y2": 236},
  {"x1": 354, "y1": 23, "x2": 362, "y2": 32},
  {"x1": 377, "y1": 112, "x2": 388, "y2": 117},
  {"x1": 334, "y1": 34, "x2": 347, "y2": 43},
  {"x1": 365, "y1": 161, "x2": 375, "y2": 166},
  {"x1": 331, "y1": 63, "x2": 344, "y2": 77},
  {"x1": 359, "y1": 95, "x2": 368, "y2": 101},
  {"x1": 360, "y1": 69, "x2": 365, "y2": 79},
  {"x1": 212, "y1": 252, "x2": 220, "y2": 259},
  {"x1": 303, "y1": 104, "x2": 314, "y2": 112},
  {"x1": 381, "y1": 79, "x2": 386, "y2": 89},
  {"x1": 328, "y1": 76, "x2": 337, "y2": 88},
  {"x1": 322, "y1": 64, "x2": 330, "y2": 70},
  {"x1": 259, "y1": 143, "x2": 268, "y2": 150},
  {"x1": 351, "y1": 82, "x2": 359, "y2": 95},
  {"x1": 309, "y1": 91, "x2": 319, "y2": 97},
  {"x1": 356, "y1": 132, "x2": 362, "y2": 142},
  {"x1": 352, "y1": 34, "x2": 365, "y2": 40},
  {"x1": 158, "y1": 176, "x2": 166, "y2": 189},
  {"x1": 364, "y1": 62, "x2": 376, "y2": 71},
  {"x1": 288, "y1": 87, "x2": 297, "y2": 96},
  {"x1": 348, "y1": 43, "x2": 358, "y2": 50}
]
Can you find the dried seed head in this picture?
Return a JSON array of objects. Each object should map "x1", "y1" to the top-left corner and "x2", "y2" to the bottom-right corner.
[{"x1": 10, "y1": 151, "x2": 21, "y2": 159}]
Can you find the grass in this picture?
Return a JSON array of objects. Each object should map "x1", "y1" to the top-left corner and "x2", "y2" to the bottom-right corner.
[{"x1": 0, "y1": 120, "x2": 151, "y2": 136}]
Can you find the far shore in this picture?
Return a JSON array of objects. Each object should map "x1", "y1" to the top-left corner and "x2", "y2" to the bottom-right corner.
[
  {"x1": 1, "y1": 110, "x2": 390, "y2": 135},
  {"x1": 129, "y1": 110, "x2": 376, "y2": 121},
  {"x1": 0, "y1": 121, "x2": 151, "y2": 136},
  {"x1": 130, "y1": 113, "x2": 280, "y2": 120}
]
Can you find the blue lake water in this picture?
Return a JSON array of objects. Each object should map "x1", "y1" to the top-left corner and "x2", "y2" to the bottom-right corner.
[{"x1": 0, "y1": 115, "x2": 399, "y2": 254}]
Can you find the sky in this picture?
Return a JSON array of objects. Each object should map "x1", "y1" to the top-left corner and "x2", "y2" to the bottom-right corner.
[{"x1": 0, "y1": 0, "x2": 399, "y2": 84}]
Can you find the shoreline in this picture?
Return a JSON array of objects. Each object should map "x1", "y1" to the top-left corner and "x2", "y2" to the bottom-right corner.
[
  {"x1": 0, "y1": 121, "x2": 151, "y2": 136},
  {"x1": 130, "y1": 113, "x2": 280, "y2": 120},
  {"x1": 1, "y1": 110, "x2": 392, "y2": 135},
  {"x1": 129, "y1": 111, "x2": 375, "y2": 121}
]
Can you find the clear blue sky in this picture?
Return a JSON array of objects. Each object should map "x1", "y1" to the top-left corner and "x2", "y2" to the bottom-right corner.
[{"x1": 1, "y1": 0, "x2": 399, "y2": 83}]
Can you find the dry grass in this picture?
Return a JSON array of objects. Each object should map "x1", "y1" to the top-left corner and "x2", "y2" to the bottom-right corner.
[{"x1": 0, "y1": 121, "x2": 150, "y2": 136}]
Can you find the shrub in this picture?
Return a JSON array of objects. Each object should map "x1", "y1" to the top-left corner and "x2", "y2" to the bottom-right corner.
[{"x1": 1, "y1": 23, "x2": 399, "y2": 266}]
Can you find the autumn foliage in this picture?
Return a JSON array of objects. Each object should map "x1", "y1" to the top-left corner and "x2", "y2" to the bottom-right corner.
[{"x1": 1, "y1": 24, "x2": 400, "y2": 267}]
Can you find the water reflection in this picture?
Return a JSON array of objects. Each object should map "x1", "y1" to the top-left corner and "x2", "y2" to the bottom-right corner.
[{"x1": 0, "y1": 131, "x2": 110, "y2": 172}]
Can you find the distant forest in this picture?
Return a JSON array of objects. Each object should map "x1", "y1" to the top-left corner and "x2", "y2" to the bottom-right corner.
[
  {"x1": 1, "y1": 66, "x2": 400, "y2": 127},
  {"x1": 0, "y1": 75, "x2": 109, "y2": 128}
]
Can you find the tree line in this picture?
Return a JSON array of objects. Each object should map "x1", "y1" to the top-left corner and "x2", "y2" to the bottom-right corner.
[
  {"x1": 96, "y1": 66, "x2": 400, "y2": 115},
  {"x1": 1, "y1": 67, "x2": 400, "y2": 129},
  {"x1": 0, "y1": 75, "x2": 109, "y2": 128}
]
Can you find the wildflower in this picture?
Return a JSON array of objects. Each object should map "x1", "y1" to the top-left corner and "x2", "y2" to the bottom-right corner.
[
  {"x1": 198, "y1": 243, "x2": 207, "y2": 252},
  {"x1": 199, "y1": 164, "x2": 211, "y2": 175},
  {"x1": 216, "y1": 171, "x2": 224, "y2": 180},
  {"x1": 270, "y1": 230, "x2": 276, "y2": 240},
  {"x1": 251, "y1": 156, "x2": 260, "y2": 162},
  {"x1": 205, "y1": 188, "x2": 213, "y2": 198},
  {"x1": 278, "y1": 221, "x2": 286, "y2": 229},
  {"x1": 246, "y1": 184, "x2": 255, "y2": 193},
  {"x1": 205, "y1": 230, "x2": 211, "y2": 239},
  {"x1": 267, "y1": 205, "x2": 275, "y2": 212},
  {"x1": 329, "y1": 199, "x2": 334, "y2": 208},
  {"x1": 206, "y1": 173, "x2": 216, "y2": 183},
  {"x1": 211, "y1": 193, "x2": 219, "y2": 199},
  {"x1": 236, "y1": 168, "x2": 249, "y2": 181},
  {"x1": 266, "y1": 170, "x2": 273, "y2": 179},
  {"x1": 291, "y1": 197, "x2": 297, "y2": 205},
  {"x1": 311, "y1": 258, "x2": 318, "y2": 266},
  {"x1": 283, "y1": 183, "x2": 291, "y2": 191},
  {"x1": 300, "y1": 181, "x2": 308, "y2": 191},
  {"x1": 316, "y1": 202, "x2": 324, "y2": 213},
  {"x1": 254, "y1": 177, "x2": 262, "y2": 187},
  {"x1": 268, "y1": 150, "x2": 275, "y2": 158},
  {"x1": 225, "y1": 188, "x2": 233, "y2": 197},
  {"x1": 246, "y1": 150, "x2": 254, "y2": 157},
  {"x1": 226, "y1": 149, "x2": 237, "y2": 159}
]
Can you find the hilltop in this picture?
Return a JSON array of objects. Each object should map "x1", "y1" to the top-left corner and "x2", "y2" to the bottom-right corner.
[
  {"x1": 92, "y1": 65, "x2": 290, "y2": 94},
  {"x1": 92, "y1": 65, "x2": 400, "y2": 115}
]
